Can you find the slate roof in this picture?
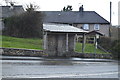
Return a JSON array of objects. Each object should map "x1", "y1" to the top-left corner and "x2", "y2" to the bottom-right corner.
[
  {"x1": 0, "y1": 5, "x2": 24, "y2": 18},
  {"x1": 42, "y1": 11, "x2": 110, "y2": 24},
  {"x1": 43, "y1": 23, "x2": 88, "y2": 33}
]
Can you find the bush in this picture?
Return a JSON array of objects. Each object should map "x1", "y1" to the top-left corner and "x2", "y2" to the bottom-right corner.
[
  {"x1": 98, "y1": 36, "x2": 112, "y2": 52},
  {"x1": 98, "y1": 36, "x2": 120, "y2": 59},
  {"x1": 111, "y1": 40, "x2": 120, "y2": 59},
  {"x1": 3, "y1": 11, "x2": 43, "y2": 38}
]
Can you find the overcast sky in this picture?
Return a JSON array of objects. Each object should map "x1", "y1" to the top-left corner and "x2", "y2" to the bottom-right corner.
[{"x1": 0, "y1": 0, "x2": 119, "y2": 25}]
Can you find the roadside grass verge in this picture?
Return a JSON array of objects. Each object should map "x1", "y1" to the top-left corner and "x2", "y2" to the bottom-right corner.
[{"x1": 1, "y1": 35, "x2": 43, "y2": 50}]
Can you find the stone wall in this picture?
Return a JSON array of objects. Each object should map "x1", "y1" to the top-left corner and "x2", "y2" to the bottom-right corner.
[
  {"x1": 1, "y1": 47, "x2": 45, "y2": 57},
  {"x1": 68, "y1": 52, "x2": 113, "y2": 59},
  {"x1": 0, "y1": 47, "x2": 113, "y2": 59}
]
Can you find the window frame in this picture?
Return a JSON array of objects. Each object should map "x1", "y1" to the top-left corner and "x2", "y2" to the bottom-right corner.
[
  {"x1": 83, "y1": 24, "x2": 89, "y2": 30},
  {"x1": 94, "y1": 24, "x2": 100, "y2": 30}
]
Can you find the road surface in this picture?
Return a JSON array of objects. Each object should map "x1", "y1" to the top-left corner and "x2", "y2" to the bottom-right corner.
[{"x1": 1, "y1": 56, "x2": 119, "y2": 78}]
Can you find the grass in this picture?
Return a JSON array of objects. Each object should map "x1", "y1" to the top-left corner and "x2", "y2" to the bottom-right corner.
[
  {"x1": 1, "y1": 35, "x2": 43, "y2": 50},
  {"x1": 1, "y1": 35, "x2": 109, "y2": 54},
  {"x1": 75, "y1": 42, "x2": 109, "y2": 54}
]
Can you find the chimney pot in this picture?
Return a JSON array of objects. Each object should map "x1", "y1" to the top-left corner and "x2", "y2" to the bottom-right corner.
[{"x1": 79, "y1": 5, "x2": 84, "y2": 12}]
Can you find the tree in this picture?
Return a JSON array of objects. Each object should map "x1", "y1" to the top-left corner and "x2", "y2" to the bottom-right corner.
[
  {"x1": 62, "y1": 5, "x2": 73, "y2": 11},
  {"x1": 3, "y1": 4, "x2": 43, "y2": 38},
  {"x1": 4, "y1": 0, "x2": 16, "y2": 6},
  {"x1": 26, "y1": 3, "x2": 39, "y2": 12}
]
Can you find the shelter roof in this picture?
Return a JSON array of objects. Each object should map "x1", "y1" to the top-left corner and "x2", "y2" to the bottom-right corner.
[{"x1": 43, "y1": 23, "x2": 88, "y2": 33}]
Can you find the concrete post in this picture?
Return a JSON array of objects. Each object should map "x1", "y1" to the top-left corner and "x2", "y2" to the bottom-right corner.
[
  {"x1": 74, "y1": 34, "x2": 77, "y2": 51},
  {"x1": 95, "y1": 34, "x2": 98, "y2": 49},
  {"x1": 94, "y1": 35, "x2": 97, "y2": 54},
  {"x1": 43, "y1": 32, "x2": 48, "y2": 49},
  {"x1": 66, "y1": 33, "x2": 68, "y2": 51},
  {"x1": 82, "y1": 33, "x2": 86, "y2": 53}
]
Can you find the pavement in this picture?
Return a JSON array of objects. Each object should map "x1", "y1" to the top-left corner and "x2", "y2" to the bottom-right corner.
[
  {"x1": 1, "y1": 56, "x2": 119, "y2": 79},
  {"x1": 1, "y1": 56, "x2": 117, "y2": 62}
]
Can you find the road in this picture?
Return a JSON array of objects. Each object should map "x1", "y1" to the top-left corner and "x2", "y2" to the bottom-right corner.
[{"x1": 1, "y1": 56, "x2": 119, "y2": 78}]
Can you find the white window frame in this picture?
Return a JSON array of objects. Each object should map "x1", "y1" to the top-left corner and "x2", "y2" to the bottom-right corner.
[
  {"x1": 83, "y1": 24, "x2": 89, "y2": 30},
  {"x1": 94, "y1": 24, "x2": 100, "y2": 30}
]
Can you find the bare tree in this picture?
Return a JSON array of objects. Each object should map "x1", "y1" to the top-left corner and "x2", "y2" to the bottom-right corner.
[
  {"x1": 62, "y1": 5, "x2": 73, "y2": 11},
  {"x1": 26, "y1": 3, "x2": 39, "y2": 12},
  {"x1": 4, "y1": 0, "x2": 16, "y2": 6}
]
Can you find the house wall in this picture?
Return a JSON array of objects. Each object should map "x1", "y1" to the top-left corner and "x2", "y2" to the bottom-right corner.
[
  {"x1": 76, "y1": 24, "x2": 110, "y2": 37},
  {"x1": 99, "y1": 24, "x2": 110, "y2": 37},
  {"x1": 110, "y1": 26, "x2": 119, "y2": 40}
]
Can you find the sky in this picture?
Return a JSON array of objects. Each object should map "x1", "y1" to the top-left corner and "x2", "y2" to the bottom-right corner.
[{"x1": 0, "y1": 0, "x2": 119, "y2": 25}]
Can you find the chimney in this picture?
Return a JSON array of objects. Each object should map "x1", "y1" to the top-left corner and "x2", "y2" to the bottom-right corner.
[
  {"x1": 79, "y1": 5, "x2": 84, "y2": 12},
  {"x1": 10, "y1": 2, "x2": 14, "y2": 10}
]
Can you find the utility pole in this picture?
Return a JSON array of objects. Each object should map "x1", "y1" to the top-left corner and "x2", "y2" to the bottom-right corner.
[
  {"x1": 109, "y1": 1, "x2": 112, "y2": 37},
  {"x1": 110, "y1": 1, "x2": 112, "y2": 24}
]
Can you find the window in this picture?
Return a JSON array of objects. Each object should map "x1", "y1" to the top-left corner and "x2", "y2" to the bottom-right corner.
[
  {"x1": 83, "y1": 24, "x2": 89, "y2": 30},
  {"x1": 94, "y1": 24, "x2": 100, "y2": 30}
]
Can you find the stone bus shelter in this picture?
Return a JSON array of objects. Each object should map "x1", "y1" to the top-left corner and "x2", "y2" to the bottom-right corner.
[{"x1": 43, "y1": 23, "x2": 87, "y2": 57}]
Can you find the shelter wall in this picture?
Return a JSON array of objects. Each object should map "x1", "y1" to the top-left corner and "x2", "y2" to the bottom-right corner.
[
  {"x1": 57, "y1": 34, "x2": 66, "y2": 56},
  {"x1": 68, "y1": 34, "x2": 75, "y2": 52},
  {"x1": 44, "y1": 32, "x2": 76, "y2": 57},
  {"x1": 47, "y1": 34, "x2": 57, "y2": 56}
]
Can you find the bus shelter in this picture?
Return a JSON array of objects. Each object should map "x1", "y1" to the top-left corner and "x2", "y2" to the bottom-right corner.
[{"x1": 43, "y1": 23, "x2": 87, "y2": 57}]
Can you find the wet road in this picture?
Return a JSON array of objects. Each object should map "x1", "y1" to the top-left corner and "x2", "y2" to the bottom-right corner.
[{"x1": 1, "y1": 56, "x2": 119, "y2": 78}]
